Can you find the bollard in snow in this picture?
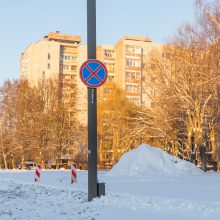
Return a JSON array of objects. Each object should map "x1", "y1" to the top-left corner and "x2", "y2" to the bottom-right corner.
[
  {"x1": 71, "y1": 163, "x2": 77, "y2": 184},
  {"x1": 34, "y1": 164, "x2": 41, "y2": 182}
]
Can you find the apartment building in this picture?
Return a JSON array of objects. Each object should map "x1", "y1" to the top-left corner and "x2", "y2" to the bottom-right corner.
[
  {"x1": 20, "y1": 32, "x2": 87, "y2": 126},
  {"x1": 20, "y1": 32, "x2": 166, "y2": 167},
  {"x1": 97, "y1": 45, "x2": 116, "y2": 97},
  {"x1": 115, "y1": 36, "x2": 167, "y2": 109},
  {"x1": 20, "y1": 32, "x2": 165, "y2": 129}
]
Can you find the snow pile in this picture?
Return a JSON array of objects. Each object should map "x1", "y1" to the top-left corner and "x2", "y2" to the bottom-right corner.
[{"x1": 109, "y1": 144, "x2": 202, "y2": 177}]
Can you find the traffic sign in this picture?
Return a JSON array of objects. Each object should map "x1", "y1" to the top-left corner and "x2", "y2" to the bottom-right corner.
[{"x1": 80, "y1": 59, "x2": 108, "y2": 88}]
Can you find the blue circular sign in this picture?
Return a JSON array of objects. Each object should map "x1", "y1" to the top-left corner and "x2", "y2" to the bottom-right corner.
[{"x1": 80, "y1": 59, "x2": 108, "y2": 88}]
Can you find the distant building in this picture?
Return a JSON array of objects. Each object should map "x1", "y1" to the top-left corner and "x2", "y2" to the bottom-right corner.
[
  {"x1": 99, "y1": 36, "x2": 164, "y2": 109},
  {"x1": 20, "y1": 32, "x2": 167, "y2": 168},
  {"x1": 97, "y1": 45, "x2": 116, "y2": 97},
  {"x1": 20, "y1": 32, "x2": 87, "y2": 126},
  {"x1": 20, "y1": 32, "x2": 165, "y2": 127}
]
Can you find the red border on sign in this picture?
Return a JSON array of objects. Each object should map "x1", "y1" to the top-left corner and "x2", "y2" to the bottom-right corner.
[{"x1": 79, "y1": 59, "x2": 108, "y2": 88}]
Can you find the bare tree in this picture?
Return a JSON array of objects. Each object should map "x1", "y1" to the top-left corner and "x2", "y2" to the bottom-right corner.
[{"x1": 143, "y1": 0, "x2": 220, "y2": 164}]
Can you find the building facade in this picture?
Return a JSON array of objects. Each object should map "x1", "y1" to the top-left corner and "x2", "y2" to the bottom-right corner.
[
  {"x1": 116, "y1": 36, "x2": 167, "y2": 109},
  {"x1": 97, "y1": 45, "x2": 116, "y2": 98},
  {"x1": 20, "y1": 32, "x2": 166, "y2": 168},
  {"x1": 20, "y1": 32, "x2": 164, "y2": 113},
  {"x1": 20, "y1": 32, "x2": 88, "y2": 126}
]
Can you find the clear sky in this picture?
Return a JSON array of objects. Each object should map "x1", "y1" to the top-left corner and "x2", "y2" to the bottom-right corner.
[{"x1": 0, "y1": 0, "x2": 195, "y2": 84}]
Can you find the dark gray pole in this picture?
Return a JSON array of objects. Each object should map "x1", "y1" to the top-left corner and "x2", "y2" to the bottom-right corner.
[
  {"x1": 140, "y1": 47, "x2": 143, "y2": 107},
  {"x1": 139, "y1": 48, "x2": 144, "y2": 145},
  {"x1": 87, "y1": 0, "x2": 98, "y2": 201}
]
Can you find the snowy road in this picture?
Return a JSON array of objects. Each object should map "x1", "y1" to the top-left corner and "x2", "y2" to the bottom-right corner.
[
  {"x1": 0, "y1": 170, "x2": 220, "y2": 220},
  {"x1": 0, "y1": 146, "x2": 220, "y2": 220}
]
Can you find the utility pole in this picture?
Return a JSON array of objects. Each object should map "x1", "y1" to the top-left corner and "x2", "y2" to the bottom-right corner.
[
  {"x1": 87, "y1": 0, "x2": 97, "y2": 201},
  {"x1": 140, "y1": 48, "x2": 144, "y2": 145},
  {"x1": 140, "y1": 47, "x2": 144, "y2": 107}
]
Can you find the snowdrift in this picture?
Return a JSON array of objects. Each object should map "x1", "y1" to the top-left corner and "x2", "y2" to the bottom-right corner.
[{"x1": 109, "y1": 144, "x2": 202, "y2": 177}]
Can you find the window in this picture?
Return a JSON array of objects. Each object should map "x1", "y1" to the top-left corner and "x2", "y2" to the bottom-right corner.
[
  {"x1": 71, "y1": 65, "x2": 77, "y2": 71},
  {"x1": 48, "y1": 63, "x2": 50, "y2": 69},
  {"x1": 70, "y1": 121, "x2": 75, "y2": 126},
  {"x1": 71, "y1": 75, "x2": 76, "y2": 81},
  {"x1": 70, "y1": 111, "x2": 75, "y2": 117},
  {"x1": 126, "y1": 45, "x2": 135, "y2": 54},
  {"x1": 48, "y1": 53, "x2": 50, "y2": 60},
  {"x1": 125, "y1": 84, "x2": 130, "y2": 91},
  {"x1": 125, "y1": 71, "x2": 141, "y2": 80},
  {"x1": 71, "y1": 55, "x2": 77, "y2": 61},
  {"x1": 70, "y1": 93, "x2": 75, "y2": 98},
  {"x1": 105, "y1": 62, "x2": 115, "y2": 71},
  {"x1": 70, "y1": 102, "x2": 75, "y2": 107},
  {"x1": 126, "y1": 71, "x2": 131, "y2": 79},
  {"x1": 125, "y1": 84, "x2": 139, "y2": 93},
  {"x1": 104, "y1": 50, "x2": 114, "y2": 58},
  {"x1": 112, "y1": 63, "x2": 115, "y2": 71},
  {"x1": 151, "y1": 102, "x2": 155, "y2": 108},
  {"x1": 108, "y1": 76, "x2": 114, "y2": 82},
  {"x1": 126, "y1": 59, "x2": 134, "y2": 66},
  {"x1": 151, "y1": 88, "x2": 156, "y2": 95},
  {"x1": 131, "y1": 72, "x2": 135, "y2": 79},
  {"x1": 70, "y1": 84, "x2": 76, "y2": 89},
  {"x1": 136, "y1": 72, "x2": 140, "y2": 79},
  {"x1": 126, "y1": 59, "x2": 140, "y2": 67},
  {"x1": 60, "y1": 54, "x2": 77, "y2": 61},
  {"x1": 126, "y1": 45, "x2": 142, "y2": 54},
  {"x1": 128, "y1": 97, "x2": 140, "y2": 105}
]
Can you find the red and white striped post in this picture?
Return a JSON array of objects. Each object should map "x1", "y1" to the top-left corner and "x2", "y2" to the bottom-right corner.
[
  {"x1": 71, "y1": 163, "x2": 77, "y2": 184},
  {"x1": 35, "y1": 164, "x2": 41, "y2": 182}
]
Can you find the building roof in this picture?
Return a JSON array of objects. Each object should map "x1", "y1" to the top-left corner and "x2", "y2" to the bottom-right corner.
[
  {"x1": 44, "y1": 32, "x2": 81, "y2": 44},
  {"x1": 123, "y1": 35, "x2": 152, "y2": 43}
]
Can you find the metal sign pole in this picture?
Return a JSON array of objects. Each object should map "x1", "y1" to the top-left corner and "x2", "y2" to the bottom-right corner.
[{"x1": 87, "y1": 0, "x2": 98, "y2": 201}]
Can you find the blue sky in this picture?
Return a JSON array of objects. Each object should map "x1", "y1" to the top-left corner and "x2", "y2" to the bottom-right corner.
[{"x1": 0, "y1": 0, "x2": 195, "y2": 84}]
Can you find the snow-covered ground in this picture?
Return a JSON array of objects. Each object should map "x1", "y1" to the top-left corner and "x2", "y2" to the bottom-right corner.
[{"x1": 1, "y1": 144, "x2": 220, "y2": 220}]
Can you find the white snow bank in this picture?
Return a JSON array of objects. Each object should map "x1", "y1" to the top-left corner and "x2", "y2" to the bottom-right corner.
[{"x1": 109, "y1": 144, "x2": 202, "y2": 177}]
